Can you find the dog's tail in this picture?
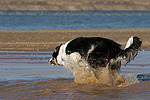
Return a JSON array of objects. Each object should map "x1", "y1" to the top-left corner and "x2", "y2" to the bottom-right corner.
[{"x1": 120, "y1": 35, "x2": 142, "y2": 66}]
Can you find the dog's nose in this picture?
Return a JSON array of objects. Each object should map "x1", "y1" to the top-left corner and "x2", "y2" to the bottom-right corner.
[
  {"x1": 50, "y1": 60, "x2": 56, "y2": 66},
  {"x1": 49, "y1": 58, "x2": 56, "y2": 66}
]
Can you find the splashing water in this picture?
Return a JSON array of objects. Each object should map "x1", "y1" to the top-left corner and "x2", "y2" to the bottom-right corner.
[{"x1": 63, "y1": 54, "x2": 139, "y2": 87}]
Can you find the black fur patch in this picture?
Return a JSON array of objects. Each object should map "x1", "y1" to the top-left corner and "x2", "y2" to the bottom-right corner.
[
  {"x1": 66, "y1": 37, "x2": 122, "y2": 69},
  {"x1": 52, "y1": 45, "x2": 61, "y2": 58}
]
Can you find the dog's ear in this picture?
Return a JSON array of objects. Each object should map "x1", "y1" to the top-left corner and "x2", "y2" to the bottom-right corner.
[
  {"x1": 54, "y1": 46, "x2": 60, "y2": 52},
  {"x1": 54, "y1": 44, "x2": 63, "y2": 52},
  {"x1": 52, "y1": 44, "x2": 64, "y2": 58}
]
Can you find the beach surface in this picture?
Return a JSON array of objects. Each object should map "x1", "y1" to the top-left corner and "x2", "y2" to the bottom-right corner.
[
  {"x1": 0, "y1": 0, "x2": 150, "y2": 11},
  {"x1": 0, "y1": 28, "x2": 150, "y2": 99},
  {"x1": 0, "y1": 50, "x2": 150, "y2": 99},
  {"x1": 0, "y1": 28, "x2": 150, "y2": 51}
]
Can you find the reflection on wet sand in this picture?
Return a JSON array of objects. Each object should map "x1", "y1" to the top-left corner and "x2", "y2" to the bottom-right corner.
[
  {"x1": 0, "y1": 50, "x2": 150, "y2": 99},
  {"x1": 0, "y1": 78, "x2": 150, "y2": 99}
]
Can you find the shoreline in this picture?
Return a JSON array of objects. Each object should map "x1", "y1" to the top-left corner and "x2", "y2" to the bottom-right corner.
[{"x1": 0, "y1": 28, "x2": 150, "y2": 51}]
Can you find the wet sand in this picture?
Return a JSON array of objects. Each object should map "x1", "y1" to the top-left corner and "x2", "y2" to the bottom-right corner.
[
  {"x1": 0, "y1": 28, "x2": 150, "y2": 51},
  {"x1": 0, "y1": 78, "x2": 150, "y2": 99},
  {"x1": 0, "y1": 29, "x2": 150, "y2": 99},
  {"x1": 0, "y1": 50, "x2": 150, "y2": 99}
]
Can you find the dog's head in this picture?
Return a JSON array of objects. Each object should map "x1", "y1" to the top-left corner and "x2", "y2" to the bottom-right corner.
[{"x1": 49, "y1": 45, "x2": 61, "y2": 66}]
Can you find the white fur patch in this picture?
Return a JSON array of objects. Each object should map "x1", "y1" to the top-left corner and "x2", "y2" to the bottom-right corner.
[
  {"x1": 57, "y1": 40, "x2": 71, "y2": 66},
  {"x1": 86, "y1": 45, "x2": 95, "y2": 59},
  {"x1": 124, "y1": 36, "x2": 134, "y2": 49},
  {"x1": 66, "y1": 52, "x2": 82, "y2": 69},
  {"x1": 88, "y1": 45, "x2": 95, "y2": 54},
  {"x1": 70, "y1": 52, "x2": 81, "y2": 63}
]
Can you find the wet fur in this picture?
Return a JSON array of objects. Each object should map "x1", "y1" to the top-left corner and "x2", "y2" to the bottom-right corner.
[{"x1": 49, "y1": 36, "x2": 142, "y2": 86}]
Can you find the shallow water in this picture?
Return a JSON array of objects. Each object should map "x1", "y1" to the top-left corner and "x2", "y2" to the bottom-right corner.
[
  {"x1": 0, "y1": 50, "x2": 150, "y2": 99},
  {"x1": 0, "y1": 10, "x2": 150, "y2": 30},
  {"x1": 1, "y1": 78, "x2": 150, "y2": 99}
]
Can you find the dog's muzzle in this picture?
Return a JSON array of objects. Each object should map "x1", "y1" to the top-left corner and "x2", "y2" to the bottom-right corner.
[{"x1": 49, "y1": 58, "x2": 57, "y2": 66}]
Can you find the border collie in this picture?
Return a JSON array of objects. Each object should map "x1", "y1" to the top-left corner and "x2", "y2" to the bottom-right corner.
[
  {"x1": 49, "y1": 36, "x2": 142, "y2": 85},
  {"x1": 50, "y1": 36, "x2": 142, "y2": 70}
]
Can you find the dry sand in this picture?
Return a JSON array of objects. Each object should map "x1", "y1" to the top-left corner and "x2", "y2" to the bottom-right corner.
[
  {"x1": 0, "y1": 0, "x2": 150, "y2": 11},
  {"x1": 0, "y1": 28, "x2": 150, "y2": 51}
]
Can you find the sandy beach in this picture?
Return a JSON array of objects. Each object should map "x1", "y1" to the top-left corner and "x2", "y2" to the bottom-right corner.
[
  {"x1": 0, "y1": 28, "x2": 150, "y2": 99},
  {"x1": 0, "y1": 49, "x2": 150, "y2": 99},
  {"x1": 0, "y1": 0, "x2": 150, "y2": 11},
  {"x1": 0, "y1": 1, "x2": 150, "y2": 99},
  {"x1": 0, "y1": 28, "x2": 150, "y2": 51}
]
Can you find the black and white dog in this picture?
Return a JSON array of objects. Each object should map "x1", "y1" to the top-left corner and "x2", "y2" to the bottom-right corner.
[{"x1": 49, "y1": 36, "x2": 142, "y2": 71}]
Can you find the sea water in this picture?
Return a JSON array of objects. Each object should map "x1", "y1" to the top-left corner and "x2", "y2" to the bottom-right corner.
[{"x1": 0, "y1": 10, "x2": 150, "y2": 30}]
